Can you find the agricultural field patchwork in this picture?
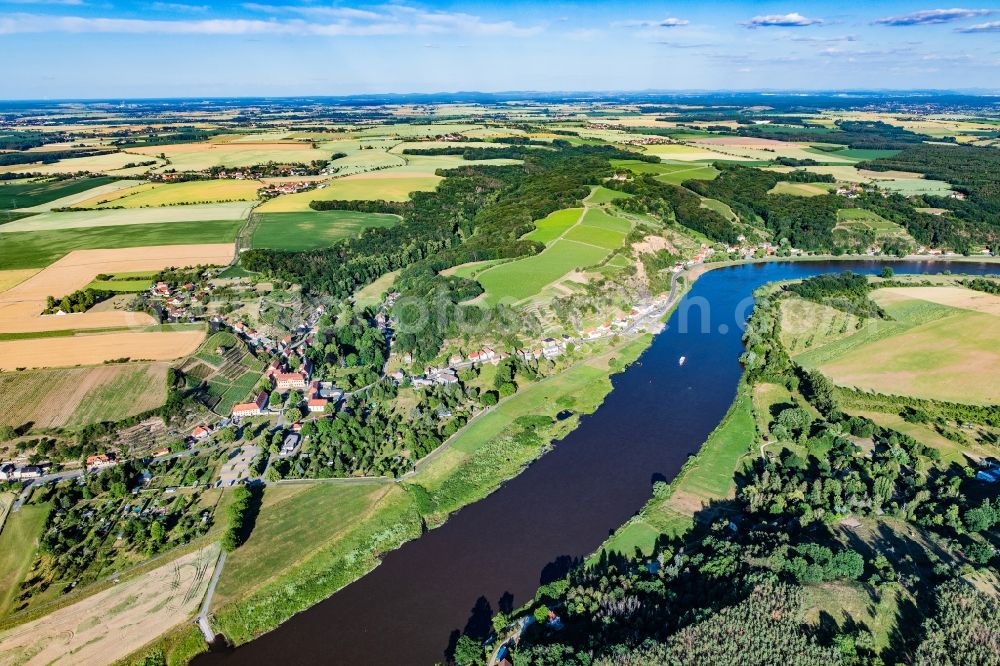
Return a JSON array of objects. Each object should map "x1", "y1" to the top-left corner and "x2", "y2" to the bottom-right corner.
[
  {"x1": 0, "y1": 220, "x2": 241, "y2": 270},
  {"x1": 0, "y1": 176, "x2": 119, "y2": 210}
]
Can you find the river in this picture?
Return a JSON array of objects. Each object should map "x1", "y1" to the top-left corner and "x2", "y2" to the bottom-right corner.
[{"x1": 196, "y1": 259, "x2": 996, "y2": 666}]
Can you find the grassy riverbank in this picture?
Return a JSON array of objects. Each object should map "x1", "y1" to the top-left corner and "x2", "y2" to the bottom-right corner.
[{"x1": 598, "y1": 385, "x2": 756, "y2": 558}]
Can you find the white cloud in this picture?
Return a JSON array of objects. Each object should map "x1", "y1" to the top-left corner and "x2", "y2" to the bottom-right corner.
[
  {"x1": 0, "y1": 0, "x2": 83, "y2": 5},
  {"x1": 873, "y1": 8, "x2": 993, "y2": 26},
  {"x1": 957, "y1": 19, "x2": 1000, "y2": 31},
  {"x1": 151, "y1": 2, "x2": 208, "y2": 12},
  {"x1": 0, "y1": 6, "x2": 544, "y2": 37},
  {"x1": 744, "y1": 12, "x2": 823, "y2": 28},
  {"x1": 613, "y1": 17, "x2": 689, "y2": 29}
]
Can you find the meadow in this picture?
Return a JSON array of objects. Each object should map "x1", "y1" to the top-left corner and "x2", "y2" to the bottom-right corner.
[
  {"x1": 0, "y1": 363, "x2": 169, "y2": 429},
  {"x1": 522, "y1": 208, "x2": 582, "y2": 244},
  {"x1": 0, "y1": 220, "x2": 242, "y2": 270},
  {"x1": 476, "y1": 240, "x2": 607, "y2": 304},
  {"x1": 769, "y1": 181, "x2": 836, "y2": 197},
  {"x1": 251, "y1": 210, "x2": 400, "y2": 251},
  {"x1": 795, "y1": 287, "x2": 1000, "y2": 405}
]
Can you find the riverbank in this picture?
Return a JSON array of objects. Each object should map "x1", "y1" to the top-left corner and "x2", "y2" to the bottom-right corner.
[{"x1": 121, "y1": 257, "x2": 995, "y2": 665}]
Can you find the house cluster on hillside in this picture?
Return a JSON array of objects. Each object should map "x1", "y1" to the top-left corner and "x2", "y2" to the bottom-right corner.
[
  {"x1": 258, "y1": 181, "x2": 316, "y2": 198},
  {"x1": 0, "y1": 462, "x2": 49, "y2": 481},
  {"x1": 149, "y1": 280, "x2": 212, "y2": 323},
  {"x1": 86, "y1": 454, "x2": 117, "y2": 472}
]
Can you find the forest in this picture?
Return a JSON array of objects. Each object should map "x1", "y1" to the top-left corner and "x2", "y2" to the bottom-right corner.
[{"x1": 683, "y1": 164, "x2": 841, "y2": 250}]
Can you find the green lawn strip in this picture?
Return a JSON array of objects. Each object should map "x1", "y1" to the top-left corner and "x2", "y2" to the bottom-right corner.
[
  {"x1": 0, "y1": 220, "x2": 242, "y2": 270},
  {"x1": 251, "y1": 211, "x2": 400, "y2": 251},
  {"x1": 0, "y1": 503, "x2": 52, "y2": 618}
]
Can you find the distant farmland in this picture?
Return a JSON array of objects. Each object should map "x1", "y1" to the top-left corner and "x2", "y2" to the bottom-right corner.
[{"x1": 251, "y1": 211, "x2": 401, "y2": 251}]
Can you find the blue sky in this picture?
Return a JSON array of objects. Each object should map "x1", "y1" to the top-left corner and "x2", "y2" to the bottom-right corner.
[{"x1": 1, "y1": 1, "x2": 999, "y2": 98}]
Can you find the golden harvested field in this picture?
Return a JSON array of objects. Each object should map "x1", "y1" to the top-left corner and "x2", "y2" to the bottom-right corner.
[
  {"x1": 0, "y1": 544, "x2": 218, "y2": 666},
  {"x1": 258, "y1": 172, "x2": 441, "y2": 211},
  {"x1": 0, "y1": 244, "x2": 233, "y2": 335},
  {"x1": 0, "y1": 363, "x2": 168, "y2": 428},
  {"x1": 0, "y1": 329, "x2": 206, "y2": 370},
  {"x1": 877, "y1": 286, "x2": 1000, "y2": 316},
  {"x1": 75, "y1": 179, "x2": 262, "y2": 208},
  {"x1": 0, "y1": 269, "x2": 40, "y2": 294}
]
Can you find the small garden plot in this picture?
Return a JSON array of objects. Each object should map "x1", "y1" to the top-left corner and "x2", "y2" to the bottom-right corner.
[
  {"x1": 207, "y1": 370, "x2": 262, "y2": 415},
  {"x1": 10, "y1": 469, "x2": 218, "y2": 615}
]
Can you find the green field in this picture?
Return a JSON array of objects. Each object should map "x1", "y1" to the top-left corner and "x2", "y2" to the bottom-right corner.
[
  {"x1": 0, "y1": 176, "x2": 116, "y2": 210},
  {"x1": 476, "y1": 239, "x2": 608, "y2": 304},
  {"x1": 0, "y1": 202, "x2": 252, "y2": 233},
  {"x1": 0, "y1": 219, "x2": 242, "y2": 270},
  {"x1": 770, "y1": 181, "x2": 835, "y2": 197},
  {"x1": 0, "y1": 503, "x2": 51, "y2": 618},
  {"x1": 808, "y1": 148, "x2": 901, "y2": 161},
  {"x1": 84, "y1": 271, "x2": 157, "y2": 293},
  {"x1": 523, "y1": 208, "x2": 582, "y2": 244},
  {"x1": 610, "y1": 159, "x2": 720, "y2": 184},
  {"x1": 587, "y1": 186, "x2": 632, "y2": 204},
  {"x1": 212, "y1": 484, "x2": 396, "y2": 609},
  {"x1": 353, "y1": 270, "x2": 400, "y2": 308},
  {"x1": 251, "y1": 211, "x2": 400, "y2": 251}
]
